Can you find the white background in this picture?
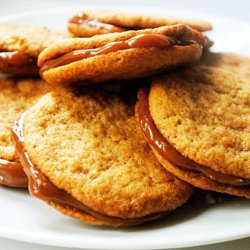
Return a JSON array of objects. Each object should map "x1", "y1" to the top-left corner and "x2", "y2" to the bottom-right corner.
[{"x1": 1, "y1": 0, "x2": 250, "y2": 249}]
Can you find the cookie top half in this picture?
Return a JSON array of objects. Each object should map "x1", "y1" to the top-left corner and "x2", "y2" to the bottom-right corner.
[
  {"x1": 13, "y1": 87, "x2": 193, "y2": 226},
  {"x1": 142, "y1": 65, "x2": 250, "y2": 197}
]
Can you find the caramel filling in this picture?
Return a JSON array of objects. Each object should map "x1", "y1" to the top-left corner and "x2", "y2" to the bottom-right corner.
[
  {"x1": 0, "y1": 51, "x2": 36, "y2": 66},
  {"x1": 0, "y1": 51, "x2": 38, "y2": 75},
  {"x1": 11, "y1": 113, "x2": 168, "y2": 226},
  {"x1": 69, "y1": 13, "x2": 126, "y2": 33},
  {"x1": 136, "y1": 88, "x2": 250, "y2": 187},
  {"x1": 0, "y1": 159, "x2": 28, "y2": 188},
  {"x1": 39, "y1": 33, "x2": 178, "y2": 73}
]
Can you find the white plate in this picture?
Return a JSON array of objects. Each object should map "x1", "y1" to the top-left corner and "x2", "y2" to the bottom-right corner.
[{"x1": 1, "y1": 4, "x2": 250, "y2": 250}]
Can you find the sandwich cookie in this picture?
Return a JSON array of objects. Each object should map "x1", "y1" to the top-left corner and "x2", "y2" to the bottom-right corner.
[
  {"x1": 68, "y1": 9, "x2": 212, "y2": 37},
  {"x1": 38, "y1": 24, "x2": 208, "y2": 86},
  {"x1": 0, "y1": 23, "x2": 70, "y2": 75},
  {"x1": 0, "y1": 77, "x2": 53, "y2": 188},
  {"x1": 12, "y1": 87, "x2": 194, "y2": 226},
  {"x1": 136, "y1": 65, "x2": 250, "y2": 198}
]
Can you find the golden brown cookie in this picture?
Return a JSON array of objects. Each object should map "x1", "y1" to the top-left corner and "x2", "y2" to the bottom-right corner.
[
  {"x1": 199, "y1": 51, "x2": 250, "y2": 80},
  {"x1": 12, "y1": 86, "x2": 194, "y2": 227},
  {"x1": 38, "y1": 24, "x2": 208, "y2": 86},
  {"x1": 68, "y1": 9, "x2": 212, "y2": 37},
  {"x1": 135, "y1": 65, "x2": 250, "y2": 198},
  {"x1": 0, "y1": 77, "x2": 53, "y2": 188},
  {"x1": 0, "y1": 23, "x2": 71, "y2": 75}
]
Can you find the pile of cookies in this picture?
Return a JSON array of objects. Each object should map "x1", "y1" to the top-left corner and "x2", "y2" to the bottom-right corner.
[{"x1": 1, "y1": 9, "x2": 250, "y2": 227}]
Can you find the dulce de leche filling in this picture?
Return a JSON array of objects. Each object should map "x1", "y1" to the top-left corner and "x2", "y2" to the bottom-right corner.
[
  {"x1": 11, "y1": 113, "x2": 168, "y2": 226},
  {"x1": 0, "y1": 51, "x2": 38, "y2": 75},
  {"x1": 39, "y1": 34, "x2": 178, "y2": 73},
  {"x1": 136, "y1": 88, "x2": 250, "y2": 187},
  {"x1": 0, "y1": 159, "x2": 28, "y2": 188},
  {"x1": 69, "y1": 13, "x2": 126, "y2": 33},
  {"x1": 0, "y1": 51, "x2": 35, "y2": 66}
]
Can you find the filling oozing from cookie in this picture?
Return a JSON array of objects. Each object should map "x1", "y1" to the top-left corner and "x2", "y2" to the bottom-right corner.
[
  {"x1": 69, "y1": 13, "x2": 126, "y2": 33},
  {"x1": 11, "y1": 113, "x2": 169, "y2": 226},
  {"x1": 0, "y1": 51, "x2": 38, "y2": 74},
  {"x1": 39, "y1": 33, "x2": 179, "y2": 73},
  {"x1": 0, "y1": 51, "x2": 36, "y2": 66},
  {"x1": 0, "y1": 159, "x2": 28, "y2": 188},
  {"x1": 136, "y1": 87, "x2": 250, "y2": 187}
]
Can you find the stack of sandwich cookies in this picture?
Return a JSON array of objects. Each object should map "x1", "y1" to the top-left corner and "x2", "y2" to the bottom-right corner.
[
  {"x1": 12, "y1": 87, "x2": 194, "y2": 226},
  {"x1": 0, "y1": 77, "x2": 53, "y2": 188},
  {"x1": 136, "y1": 64, "x2": 250, "y2": 198},
  {"x1": 68, "y1": 9, "x2": 212, "y2": 37},
  {"x1": 2, "y1": 9, "x2": 250, "y2": 228}
]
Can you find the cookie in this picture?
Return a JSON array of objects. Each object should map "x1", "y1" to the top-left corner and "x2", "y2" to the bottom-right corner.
[
  {"x1": 0, "y1": 23, "x2": 71, "y2": 75},
  {"x1": 0, "y1": 77, "x2": 53, "y2": 188},
  {"x1": 68, "y1": 9, "x2": 212, "y2": 37},
  {"x1": 135, "y1": 65, "x2": 250, "y2": 198},
  {"x1": 38, "y1": 24, "x2": 208, "y2": 86},
  {"x1": 199, "y1": 51, "x2": 250, "y2": 80},
  {"x1": 12, "y1": 87, "x2": 194, "y2": 227}
]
